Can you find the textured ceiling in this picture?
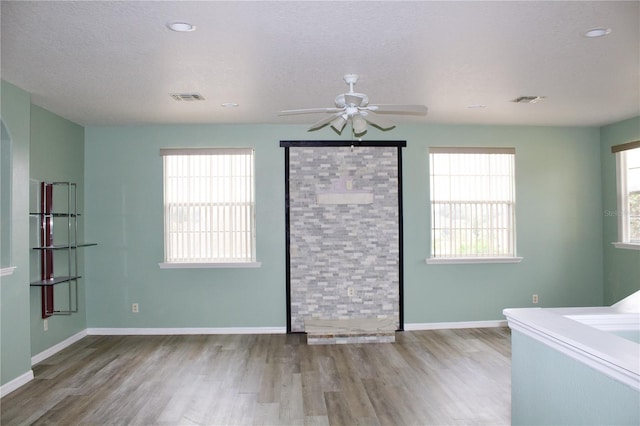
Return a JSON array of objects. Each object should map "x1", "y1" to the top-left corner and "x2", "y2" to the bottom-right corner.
[{"x1": 1, "y1": 1, "x2": 639, "y2": 128}]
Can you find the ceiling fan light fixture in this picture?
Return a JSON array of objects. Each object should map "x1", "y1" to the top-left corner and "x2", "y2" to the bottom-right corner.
[
  {"x1": 330, "y1": 115, "x2": 347, "y2": 133},
  {"x1": 352, "y1": 115, "x2": 367, "y2": 135}
]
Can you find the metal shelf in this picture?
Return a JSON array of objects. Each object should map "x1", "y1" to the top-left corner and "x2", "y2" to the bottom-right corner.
[
  {"x1": 30, "y1": 212, "x2": 81, "y2": 217},
  {"x1": 32, "y1": 243, "x2": 97, "y2": 250},
  {"x1": 33, "y1": 182, "x2": 96, "y2": 317},
  {"x1": 30, "y1": 276, "x2": 82, "y2": 287}
]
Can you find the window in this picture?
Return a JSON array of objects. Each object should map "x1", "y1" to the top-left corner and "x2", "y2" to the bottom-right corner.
[
  {"x1": 159, "y1": 148, "x2": 259, "y2": 267},
  {"x1": 428, "y1": 147, "x2": 520, "y2": 263},
  {"x1": 612, "y1": 141, "x2": 640, "y2": 250}
]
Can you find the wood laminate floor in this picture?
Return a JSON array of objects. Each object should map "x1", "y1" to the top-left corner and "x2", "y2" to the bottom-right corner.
[{"x1": 0, "y1": 328, "x2": 511, "y2": 426}]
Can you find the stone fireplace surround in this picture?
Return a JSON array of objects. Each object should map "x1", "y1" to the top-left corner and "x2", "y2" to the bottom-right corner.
[{"x1": 281, "y1": 141, "x2": 405, "y2": 343}]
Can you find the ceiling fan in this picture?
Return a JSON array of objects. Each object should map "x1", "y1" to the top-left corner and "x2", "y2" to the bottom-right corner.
[{"x1": 279, "y1": 74, "x2": 428, "y2": 136}]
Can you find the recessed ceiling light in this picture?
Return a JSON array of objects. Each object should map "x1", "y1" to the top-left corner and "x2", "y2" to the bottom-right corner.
[
  {"x1": 467, "y1": 104, "x2": 486, "y2": 109},
  {"x1": 221, "y1": 103, "x2": 239, "y2": 108},
  {"x1": 167, "y1": 21, "x2": 196, "y2": 32},
  {"x1": 583, "y1": 27, "x2": 612, "y2": 38}
]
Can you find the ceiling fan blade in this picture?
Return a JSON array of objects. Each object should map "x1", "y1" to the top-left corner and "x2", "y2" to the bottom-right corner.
[
  {"x1": 309, "y1": 113, "x2": 342, "y2": 131},
  {"x1": 279, "y1": 107, "x2": 343, "y2": 116},
  {"x1": 361, "y1": 112, "x2": 396, "y2": 130},
  {"x1": 366, "y1": 104, "x2": 428, "y2": 115}
]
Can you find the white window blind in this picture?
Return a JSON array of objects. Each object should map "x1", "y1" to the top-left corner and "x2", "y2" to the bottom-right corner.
[
  {"x1": 161, "y1": 148, "x2": 256, "y2": 263},
  {"x1": 612, "y1": 142, "x2": 640, "y2": 246},
  {"x1": 429, "y1": 147, "x2": 516, "y2": 259}
]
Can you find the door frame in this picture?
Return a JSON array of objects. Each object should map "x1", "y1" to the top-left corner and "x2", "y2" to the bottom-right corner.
[{"x1": 280, "y1": 140, "x2": 406, "y2": 333}]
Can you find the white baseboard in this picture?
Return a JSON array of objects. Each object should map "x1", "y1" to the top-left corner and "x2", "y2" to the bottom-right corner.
[
  {"x1": 0, "y1": 370, "x2": 34, "y2": 398},
  {"x1": 31, "y1": 329, "x2": 88, "y2": 366},
  {"x1": 404, "y1": 320, "x2": 508, "y2": 331},
  {"x1": 86, "y1": 326, "x2": 287, "y2": 335},
  {"x1": 87, "y1": 323, "x2": 505, "y2": 335}
]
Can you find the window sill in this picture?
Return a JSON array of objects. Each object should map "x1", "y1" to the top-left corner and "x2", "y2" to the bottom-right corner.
[
  {"x1": 611, "y1": 242, "x2": 640, "y2": 251},
  {"x1": 0, "y1": 266, "x2": 16, "y2": 277},
  {"x1": 158, "y1": 262, "x2": 262, "y2": 269},
  {"x1": 426, "y1": 257, "x2": 523, "y2": 265}
]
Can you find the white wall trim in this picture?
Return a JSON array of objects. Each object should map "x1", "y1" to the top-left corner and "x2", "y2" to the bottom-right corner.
[
  {"x1": 612, "y1": 242, "x2": 640, "y2": 251},
  {"x1": 0, "y1": 370, "x2": 34, "y2": 398},
  {"x1": 566, "y1": 313, "x2": 640, "y2": 331},
  {"x1": 84, "y1": 323, "x2": 509, "y2": 334},
  {"x1": 426, "y1": 257, "x2": 523, "y2": 264},
  {"x1": 31, "y1": 329, "x2": 88, "y2": 366},
  {"x1": 404, "y1": 320, "x2": 507, "y2": 331},
  {"x1": 158, "y1": 262, "x2": 262, "y2": 269},
  {"x1": 86, "y1": 326, "x2": 287, "y2": 335},
  {"x1": 504, "y1": 307, "x2": 639, "y2": 391}
]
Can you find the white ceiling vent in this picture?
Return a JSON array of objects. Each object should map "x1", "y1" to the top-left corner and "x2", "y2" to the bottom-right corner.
[
  {"x1": 170, "y1": 93, "x2": 205, "y2": 101},
  {"x1": 512, "y1": 96, "x2": 545, "y2": 104}
]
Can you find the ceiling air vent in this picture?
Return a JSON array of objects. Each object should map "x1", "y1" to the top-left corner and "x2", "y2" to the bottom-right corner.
[
  {"x1": 512, "y1": 96, "x2": 545, "y2": 104},
  {"x1": 170, "y1": 93, "x2": 205, "y2": 101}
]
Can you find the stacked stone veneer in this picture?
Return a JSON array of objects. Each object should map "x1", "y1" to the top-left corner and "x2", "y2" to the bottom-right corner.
[{"x1": 288, "y1": 146, "x2": 400, "y2": 337}]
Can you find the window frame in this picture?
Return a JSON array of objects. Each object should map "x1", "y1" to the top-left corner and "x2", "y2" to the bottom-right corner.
[
  {"x1": 612, "y1": 142, "x2": 640, "y2": 251},
  {"x1": 426, "y1": 147, "x2": 522, "y2": 264},
  {"x1": 158, "y1": 148, "x2": 261, "y2": 269}
]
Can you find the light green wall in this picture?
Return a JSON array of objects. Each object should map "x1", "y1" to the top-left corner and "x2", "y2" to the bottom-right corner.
[
  {"x1": 29, "y1": 105, "x2": 86, "y2": 355},
  {"x1": 511, "y1": 330, "x2": 639, "y2": 425},
  {"x1": 84, "y1": 125, "x2": 296, "y2": 327},
  {"x1": 399, "y1": 124, "x2": 603, "y2": 322},
  {"x1": 600, "y1": 116, "x2": 640, "y2": 304},
  {"x1": 0, "y1": 81, "x2": 32, "y2": 386},
  {"x1": 85, "y1": 123, "x2": 603, "y2": 328}
]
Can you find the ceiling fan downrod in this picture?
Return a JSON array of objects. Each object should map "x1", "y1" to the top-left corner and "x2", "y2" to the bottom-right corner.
[{"x1": 343, "y1": 74, "x2": 359, "y2": 93}]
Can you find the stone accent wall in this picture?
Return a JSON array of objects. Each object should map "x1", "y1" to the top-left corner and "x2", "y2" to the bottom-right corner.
[{"x1": 288, "y1": 145, "x2": 400, "y2": 333}]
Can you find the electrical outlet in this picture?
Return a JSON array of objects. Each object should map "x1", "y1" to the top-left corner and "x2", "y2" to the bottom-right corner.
[
  {"x1": 532, "y1": 294, "x2": 539, "y2": 304},
  {"x1": 132, "y1": 303, "x2": 139, "y2": 313},
  {"x1": 347, "y1": 287, "x2": 355, "y2": 297},
  {"x1": 43, "y1": 319, "x2": 48, "y2": 331}
]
